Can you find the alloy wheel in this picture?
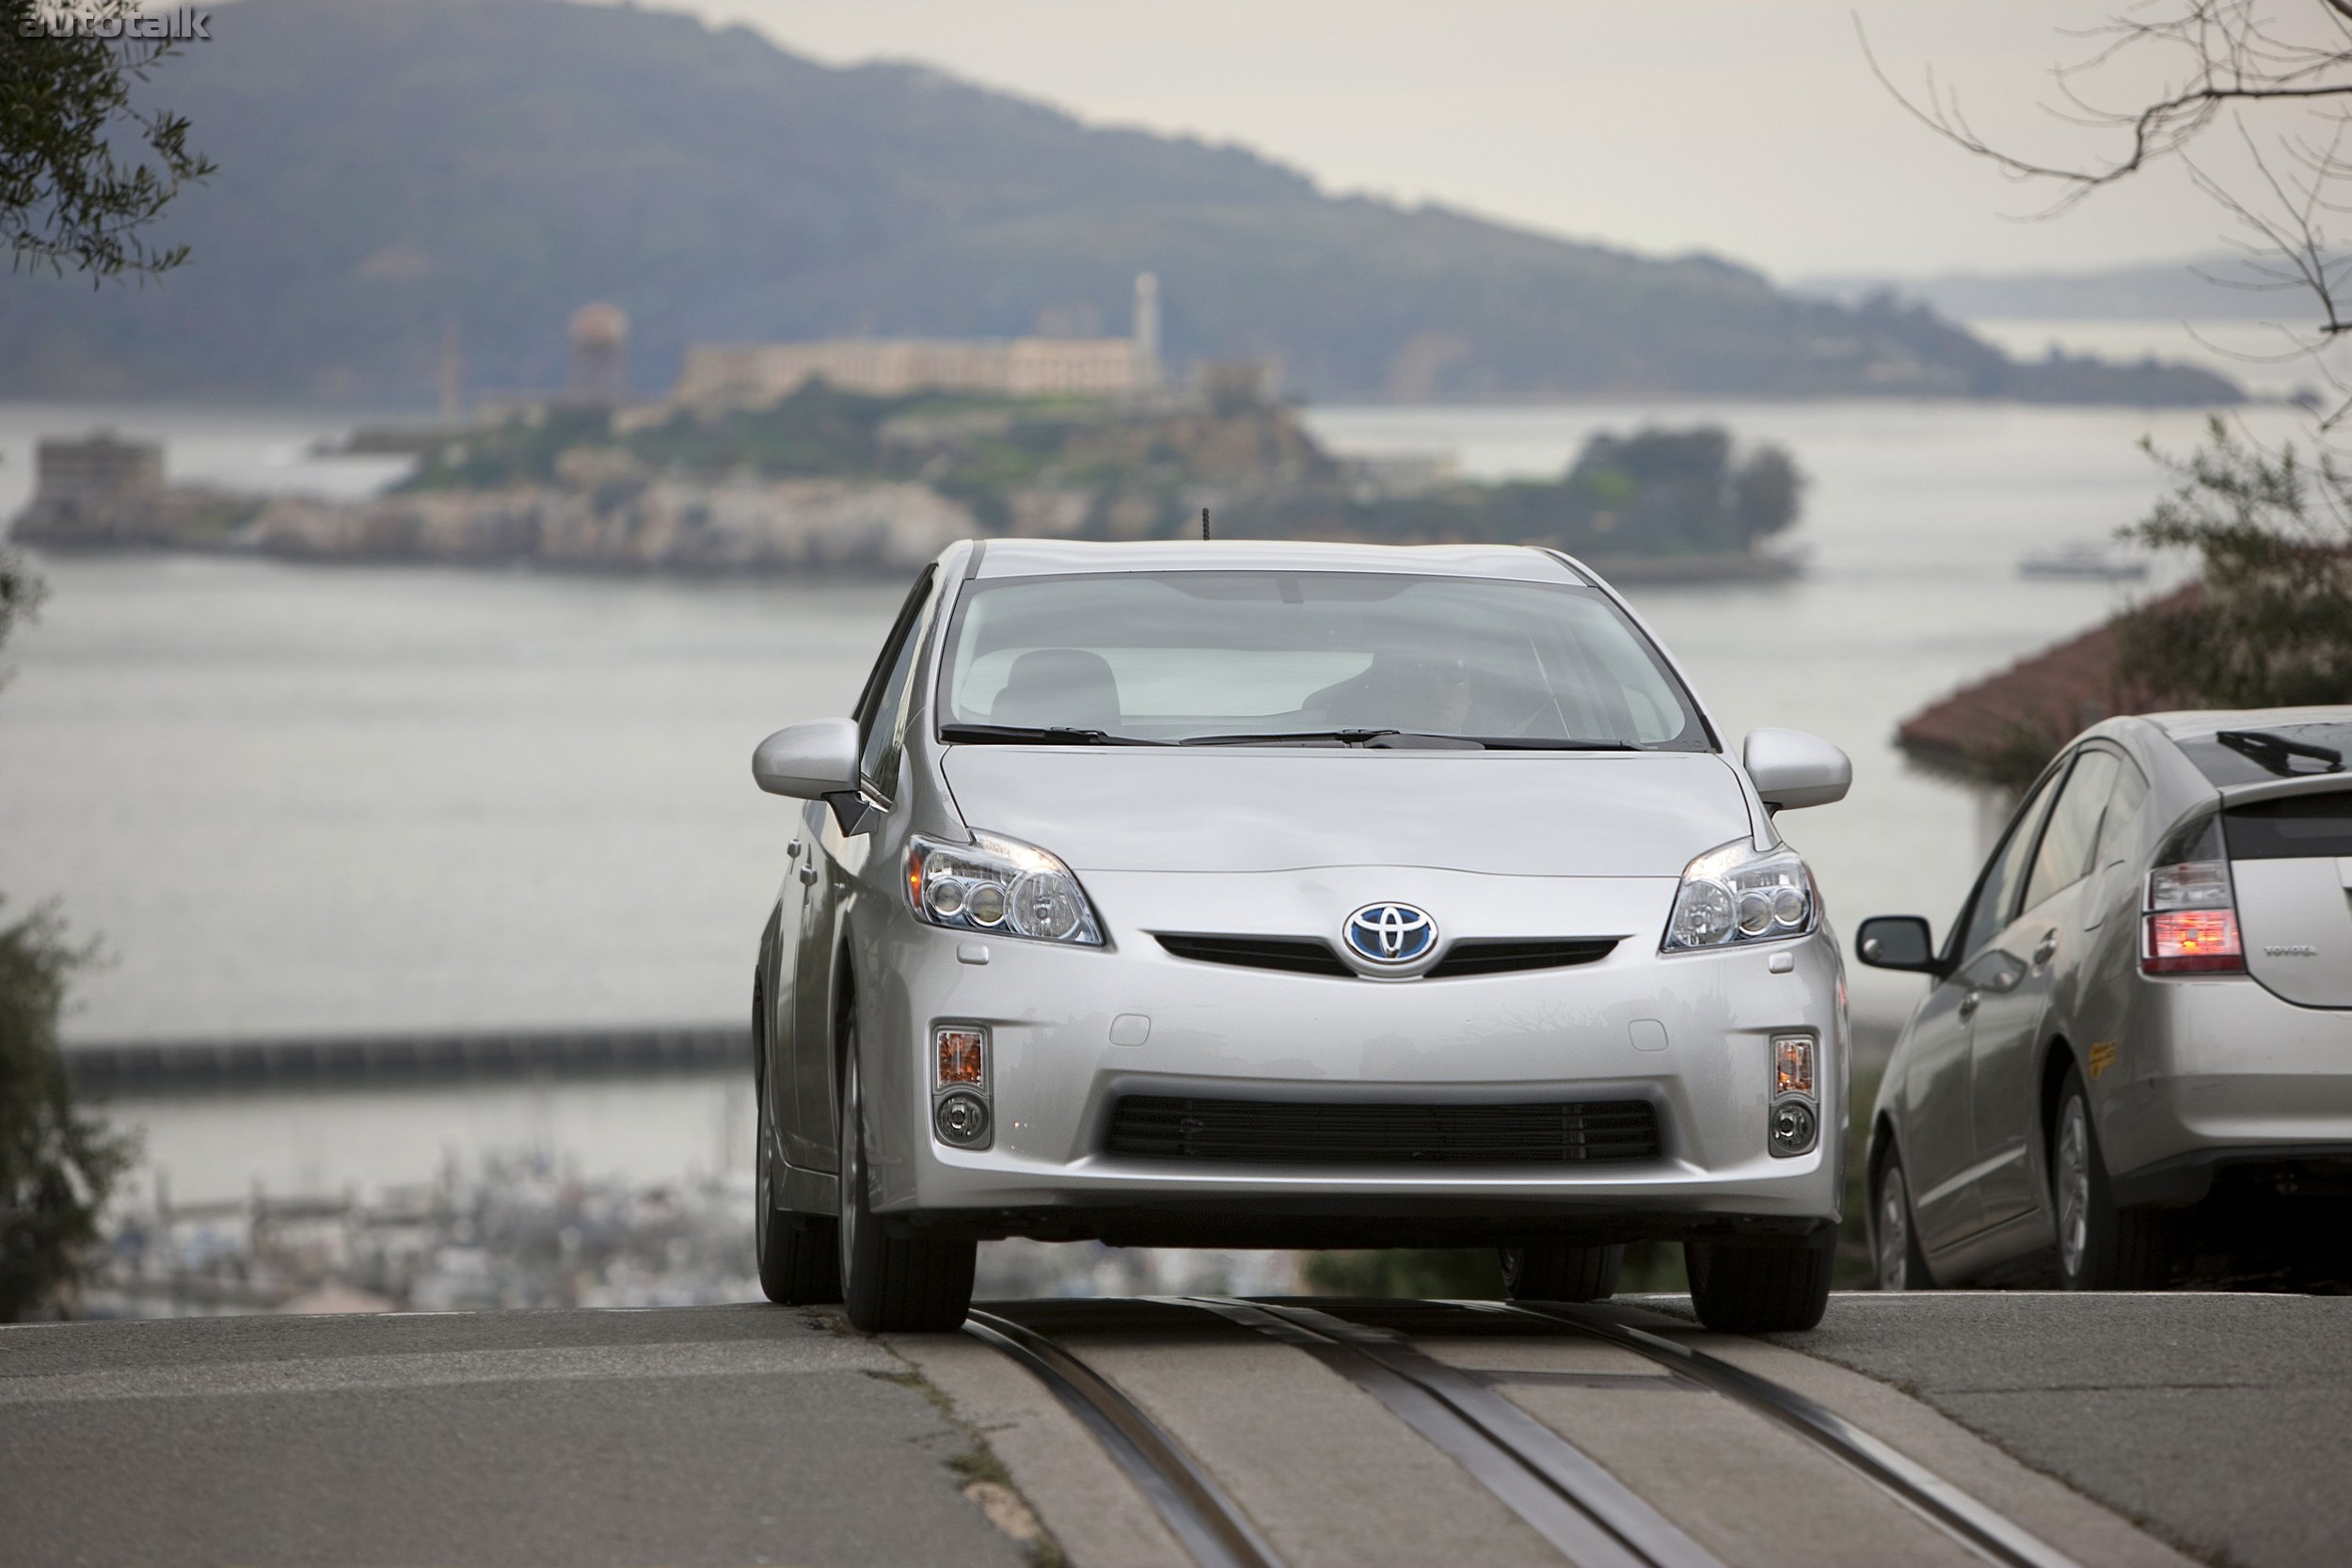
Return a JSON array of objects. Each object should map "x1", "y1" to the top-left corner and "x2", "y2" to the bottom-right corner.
[
  {"x1": 836, "y1": 1045, "x2": 861, "y2": 1285},
  {"x1": 2056, "y1": 1099, "x2": 2092, "y2": 1281},
  {"x1": 1875, "y1": 1166, "x2": 1912, "y2": 1291},
  {"x1": 755, "y1": 1085, "x2": 774, "y2": 1271}
]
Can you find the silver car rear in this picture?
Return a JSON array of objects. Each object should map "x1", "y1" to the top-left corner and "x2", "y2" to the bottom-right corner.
[{"x1": 1860, "y1": 707, "x2": 2352, "y2": 1291}]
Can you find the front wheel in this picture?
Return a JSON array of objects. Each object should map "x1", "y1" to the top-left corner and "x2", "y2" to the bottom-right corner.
[
  {"x1": 836, "y1": 1027, "x2": 976, "y2": 1332},
  {"x1": 1500, "y1": 1243, "x2": 1623, "y2": 1302},
  {"x1": 1686, "y1": 1230, "x2": 1834, "y2": 1333},
  {"x1": 755, "y1": 1049, "x2": 839, "y2": 1305},
  {"x1": 2052, "y1": 1068, "x2": 2171, "y2": 1291}
]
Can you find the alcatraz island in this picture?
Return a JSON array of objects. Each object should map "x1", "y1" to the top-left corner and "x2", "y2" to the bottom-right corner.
[{"x1": 13, "y1": 284, "x2": 1804, "y2": 580}]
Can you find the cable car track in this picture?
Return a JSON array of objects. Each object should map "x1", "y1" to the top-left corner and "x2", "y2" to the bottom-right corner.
[
  {"x1": 962, "y1": 1307, "x2": 1287, "y2": 1568},
  {"x1": 966, "y1": 1297, "x2": 2090, "y2": 1568}
]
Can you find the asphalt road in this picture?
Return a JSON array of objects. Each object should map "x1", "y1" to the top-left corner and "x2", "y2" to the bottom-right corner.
[
  {"x1": 1762, "y1": 1292, "x2": 2352, "y2": 1568},
  {"x1": 1, "y1": 1292, "x2": 2342, "y2": 1568},
  {"x1": 0, "y1": 1306, "x2": 1025, "y2": 1568}
]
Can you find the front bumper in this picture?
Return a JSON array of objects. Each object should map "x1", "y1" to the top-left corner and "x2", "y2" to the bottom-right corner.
[{"x1": 853, "y1": 868, "x2": 1847, "y2": 1248}]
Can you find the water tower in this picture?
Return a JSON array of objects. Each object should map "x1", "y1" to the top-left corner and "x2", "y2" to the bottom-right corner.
[{"x1": 568, "y1": 302, "x2": 628, "y2": 405}]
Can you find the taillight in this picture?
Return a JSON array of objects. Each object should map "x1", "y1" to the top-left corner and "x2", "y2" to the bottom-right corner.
[{"x1": 2141, "y1": 816, "x2": 2246, "y2": 975}]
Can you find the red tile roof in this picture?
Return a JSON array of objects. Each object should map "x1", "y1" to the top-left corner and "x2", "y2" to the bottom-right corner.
[{"x1": 1896, "y1": 586, "x2": 2198, "y2": 783}]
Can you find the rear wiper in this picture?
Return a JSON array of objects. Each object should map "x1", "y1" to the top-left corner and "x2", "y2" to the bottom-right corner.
[
  {"x1": 2217, "y1": 729, "x2": 2344, "y2": 777},
  {"x1": 1178, "y1": 729, "x2": 1401, "y2": 747},
  {"x1": 938, "y1": 723, "x2": 1166, "y2": 746}
]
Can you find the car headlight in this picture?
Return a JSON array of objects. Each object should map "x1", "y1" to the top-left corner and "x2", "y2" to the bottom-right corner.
[
  {"x1": 906, "y1": 832, "x2": 1104, "y2": 946},
  {"x1": 1662, "y1": 838, "x2": 1817, "y2": 952}
]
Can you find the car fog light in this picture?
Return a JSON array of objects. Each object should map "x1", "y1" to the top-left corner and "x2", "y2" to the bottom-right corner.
[
  {"x1": 936, "y1": 1026, "x2": 985, "y2": 1087},
  {"x1": 935, "y1": 1091, "x2": 991, "y2": 1148},
  {"x1": 1770, "y1": 1099, "x2": 1818, "y2": 1157},
  {"x1": 1772, "y1": 1035, "x2": 1815, "y2": 1098}
]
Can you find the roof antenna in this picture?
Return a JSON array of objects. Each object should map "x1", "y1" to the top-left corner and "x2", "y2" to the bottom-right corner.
[{"x1": 1200, "y1": 506, "x2": 1213, "y2": 541}]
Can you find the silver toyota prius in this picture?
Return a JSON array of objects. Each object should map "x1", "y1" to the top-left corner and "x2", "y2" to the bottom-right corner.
[
  {"x1": 1857, "y1": 707, "x2": 2352, "y2": 1292},
  {"x1": 748, "y1": 540, "x2": 1853, "y2": 1332}
]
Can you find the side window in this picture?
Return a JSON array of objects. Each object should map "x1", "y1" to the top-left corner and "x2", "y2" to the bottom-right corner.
[
  {"x1": 1957, "y1": 765, "x2": 2066, "y2": 959},
  {"x1": 2021, "y1": 748, "x2": 2122, "y2": 912},
  {"x1": 857, "y1": 579, "x2": 938, "y2": 802},
  {"x1": 2093, "y1": 753, "x2": 2150, "y2": 865}
]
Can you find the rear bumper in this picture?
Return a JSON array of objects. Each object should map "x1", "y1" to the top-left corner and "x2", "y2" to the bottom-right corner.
[
  {"x1": 2100, "y1": 974, "x2": 2352, "y2": 1192},
  {"x1": 854, "y1": 880, "x2": 1849, "y2": 1244},
  {"x1": 2110, "y1": 1143, "x2": 2352, "y2": 1208}
]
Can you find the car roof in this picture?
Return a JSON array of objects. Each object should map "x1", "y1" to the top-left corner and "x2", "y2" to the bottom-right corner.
[
  {"x1": 967, "y1": 538, "x2": 1589, "y2": 582},
  {"x1": 2141, "y1": 705, "x2": 2352, "y2": 740}
]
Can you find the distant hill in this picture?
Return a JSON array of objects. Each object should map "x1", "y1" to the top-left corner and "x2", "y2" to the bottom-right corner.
[
  {"x1": 0, "y1": 0, "x2": 2242, "y2": 407},
  {"x1": 1800, "y1": 255, "x2": 2323, "y2": 321}
]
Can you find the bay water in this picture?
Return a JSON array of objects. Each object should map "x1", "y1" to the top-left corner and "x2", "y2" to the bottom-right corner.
[{"x1": 0, "y1": 393, "x2": 2306, "y2": 1219}]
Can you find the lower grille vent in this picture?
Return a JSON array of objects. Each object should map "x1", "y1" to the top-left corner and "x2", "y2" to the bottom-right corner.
[{"x1": 1105, "y1": 1096, "x2": 1661, "y2": 1164}]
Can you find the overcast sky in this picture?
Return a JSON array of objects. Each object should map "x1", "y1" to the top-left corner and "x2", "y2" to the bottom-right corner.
[{"x1": 633, "y1": 0, "x2": 2250, "y2": 282}]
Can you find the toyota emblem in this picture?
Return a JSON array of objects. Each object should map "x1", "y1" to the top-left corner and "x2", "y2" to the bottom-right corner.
[{"x1": 1344, "y1": 903, "x2": 1438, "y2": 966}]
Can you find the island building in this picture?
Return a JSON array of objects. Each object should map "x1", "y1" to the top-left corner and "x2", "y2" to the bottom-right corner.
[
  {"x1": 567, "y1": 302, "x2": 629, "y2": 407},
  {"x1": 31, "y1": 431, "x2": 163, "y2": 499},
  {"x1": 672, "y1": 273, "x2": 1164, "y2": 407}
]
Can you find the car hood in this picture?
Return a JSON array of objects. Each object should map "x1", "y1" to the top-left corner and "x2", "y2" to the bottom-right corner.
[{"x1": 938, "y1": 747, "x2": 1754, "y2": 876}]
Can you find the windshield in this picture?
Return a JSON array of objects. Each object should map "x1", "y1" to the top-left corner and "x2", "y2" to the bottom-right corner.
[{"x1": 936, "y1": 570, "x2": 1710, "y2": 748}]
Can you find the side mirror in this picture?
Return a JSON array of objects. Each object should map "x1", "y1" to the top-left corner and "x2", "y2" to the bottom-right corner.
[
  {"x1": 1856, "y1": 915, "x2": 1939, "y2": 974},
  {"x1": 753, "y1": 718, "x2": 859, "y2": 800},
  {"x1": 1743, "y1": 728, "x2": 1851, "y2": 811}
]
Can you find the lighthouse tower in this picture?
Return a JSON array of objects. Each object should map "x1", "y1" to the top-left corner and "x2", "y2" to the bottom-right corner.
[{"x1": 1132, "y1": 272, "x2": 1161, "y2": 389}]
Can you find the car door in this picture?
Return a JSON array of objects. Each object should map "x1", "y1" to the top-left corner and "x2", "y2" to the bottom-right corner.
[
  {"x1": 1902, "y1": 766, "x2": 2062, "y2": 1251},
  {"x1": 1968, "y1": 746, "x2": 2126, "y2": 1227},
  {"x1": 792, "y1": 568, "x2": 938, "y2": 1169}
]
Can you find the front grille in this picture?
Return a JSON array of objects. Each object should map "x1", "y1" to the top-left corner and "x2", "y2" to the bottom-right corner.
[
  {"x1": 1425, "y1": 938, "x2": 1619, "y2": 977},
  {"x1": 1154, "y1": 933, "x2": 1353, "y2": 976},
  {"x1": 1105, "y1": 1096, "x2": 1661, "y2": 1164},
  {"x1": 1155, "y1": 933, "x2": 1619, "y2": 979}
]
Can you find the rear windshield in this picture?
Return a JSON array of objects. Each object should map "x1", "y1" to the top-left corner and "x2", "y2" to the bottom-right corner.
[
  {"x1": 937, "y1": 570, "x2": 1710, "y2": 748},
  {"x1": 2225, "y1": 791, "x2": 2352, "y2": 860},
  {"x1": 2176, "y1": 722, "x2": 2352, "y2": 785}
]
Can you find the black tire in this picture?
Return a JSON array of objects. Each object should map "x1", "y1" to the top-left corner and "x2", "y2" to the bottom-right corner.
[
  {"x1": 836, "y1": 1024, "x2": 976, "y2": 1332},
  {"x1": 1686, "y1": 1229, "x2": 1835, "y2": 1333},
  {"x1": 2051, "y1": 1068, "x2": 2172, "y2": 1291},
  {"x1": 1868, "y1": 1146, "x2": 1934, "y2": 1292},
  {"x1": 755, "y1": 1066, "x2": 840, "y2": 1305},
  {"x1": 1500, "y1": 1243, "x2": 1623, "y2": 1302}
]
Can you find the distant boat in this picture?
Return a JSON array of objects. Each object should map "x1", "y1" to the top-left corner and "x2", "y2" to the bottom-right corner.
[{"x1": 2018, "y1": 542, "x2": 2149, "y2": 581}]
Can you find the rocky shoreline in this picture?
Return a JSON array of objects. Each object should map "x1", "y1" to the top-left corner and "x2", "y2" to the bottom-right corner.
[
  {"x1": 10, "y1": 475, "x2": 978, "y2": 573},
  {"x1": 10, "y1": 482, "x2": 1802, "y2": 582}
]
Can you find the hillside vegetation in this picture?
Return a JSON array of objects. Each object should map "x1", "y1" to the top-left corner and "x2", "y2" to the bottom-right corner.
[
  {"x1": 0, "y1": 0, "x2": 2241, "y2": 407},
  {"x1": 405, "y1": 382, "x2": 1804, "y2": 556}
]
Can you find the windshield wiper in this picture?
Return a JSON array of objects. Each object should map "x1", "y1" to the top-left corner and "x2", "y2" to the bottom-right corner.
[
  {"x1": 1178, "y1": 729, "x2": 1402, "y2": 747},
  {"x1": 2217, "y1": 729, "x2": 2344, "y2": 777},
  {"x1": 938, "y1": 723, "x2": 1166, "y2": 746},
  {"x1": 1455, "y1": 736, "x2": 1645, "y2": 752}
]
